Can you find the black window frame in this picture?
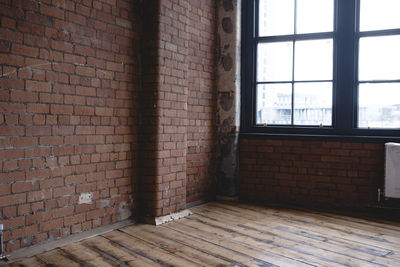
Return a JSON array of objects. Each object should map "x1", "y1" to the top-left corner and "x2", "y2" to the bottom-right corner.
[{"x1": 241, "y1": 0, "x2": 400, "y2": 140}]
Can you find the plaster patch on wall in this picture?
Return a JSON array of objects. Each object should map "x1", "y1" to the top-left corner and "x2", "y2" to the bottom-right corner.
[
  {"x1": 78, "y1": 192, "x2": 93, "y2": 205},
  {"x1": 118, "y1": 198, "x2": 133, "y2": 221}
]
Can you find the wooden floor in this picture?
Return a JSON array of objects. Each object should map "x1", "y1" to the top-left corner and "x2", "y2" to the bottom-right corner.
[{"x1": 5, "y1": 202, "x2": 400, "y2": 266}]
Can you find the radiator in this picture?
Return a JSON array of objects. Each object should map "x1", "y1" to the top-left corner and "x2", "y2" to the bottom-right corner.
[{"x1": 385, "y1": 142, "x2": 400, "y2": 199}]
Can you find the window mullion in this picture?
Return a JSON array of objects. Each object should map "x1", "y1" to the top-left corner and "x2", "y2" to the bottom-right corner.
[
  {"x1": 335, "y1": 0, "x2": 357, "y2": 132},
  {"x1": 291, "y1": 0, "x2": 297, "y2": 125}
]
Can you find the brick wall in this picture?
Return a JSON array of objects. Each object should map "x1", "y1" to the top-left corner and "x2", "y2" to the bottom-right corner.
[
  {"x1": 186, "y1": 0, "x2": 217, "y2": 204},
  {"x1": 0, "y1": 0, "x2": 140, "y2": 252},
  {"x1": 139, "y1": 0, "x2": 189, "y2": 218},
  {"x1": 240, "y1": 138, "x2": 384, "y2": 207},
  {"x1": 139, "y1": 0, "x2": 217, "y2": 217}
]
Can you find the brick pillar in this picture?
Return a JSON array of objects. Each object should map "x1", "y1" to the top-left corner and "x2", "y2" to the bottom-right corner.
[{"x1": 140, "y1": 0, "x2": 188, "y2": 218}]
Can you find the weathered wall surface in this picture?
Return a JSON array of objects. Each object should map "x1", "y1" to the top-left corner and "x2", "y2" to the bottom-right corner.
[
  {"x1": 216, "y1": 0, "x2": 241, "y2": 197},
  {"x1": 240, "y1": 138, "x2": 384, "y2": 207},
  {"x1": 140, "y1": 0, "x2": 218, "y2": 214},
  {"x1": 186, "y1": 0, "x2": 217, "y2": 204},
  {"x1": 139, "y1": 0, "x2": 189, "y2": 218},
  {"x1": 0, "y1": 0, "x2": 140, "y2": 252},
  {"x1": 0, "y1": 0, "x2": 219, "y2": 252}
]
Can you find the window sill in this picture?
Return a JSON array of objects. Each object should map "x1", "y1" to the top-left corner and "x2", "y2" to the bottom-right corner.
[{"x1": 240, "y1": 131, "x2": 400, "y2": 143}]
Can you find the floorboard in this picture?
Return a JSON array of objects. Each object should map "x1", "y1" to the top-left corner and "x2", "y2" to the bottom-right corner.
[{"x1": 4, "y1": 202, "x2": 400, "y2": 267}]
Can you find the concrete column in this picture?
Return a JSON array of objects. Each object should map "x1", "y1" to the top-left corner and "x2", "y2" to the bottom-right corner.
[{"x1": 216, "y1": 0, "x2": 241, "y2": 197}]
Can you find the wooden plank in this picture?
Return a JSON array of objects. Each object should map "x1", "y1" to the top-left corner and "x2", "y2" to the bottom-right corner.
[
  {"x1": 8, "y1": 256, "x2": 46, "y2": 267},
  {"x1": 206, "y1": 202, "x2": 400, "y2": 251},
  {"x1": 118, "y1": 224, "x2": 231, "y2": 266},
  {"x1": 36, "y1": 249, "x2": 81, "y2": 267},
  {"x1": 198, "y1": 207, "x2": 399, "y2": 265},
  {"x1": 165, "y1": 217, "x2": 338, "y2": 267},
  {"x1": 231, "y1": 203, "x2": 400, "y2": 238},
  {"x1": 122, "y1": 223, "x2": 292, "y2": 267},
  {"x1": 184, "y1": 214, "x2": 375, "y2": 267},
  {"x1": 83, "y1": 235, "x2": 160, "y2": 267},
  {"x1": 61, "y1": 242, "x2": 120, "y2": 267},
  {"x1": 102, "y1": 228, "x2": 203, "y2": 267},
  {"x1": 160, "y1": 221, "x2": 316, "y2": 267}
]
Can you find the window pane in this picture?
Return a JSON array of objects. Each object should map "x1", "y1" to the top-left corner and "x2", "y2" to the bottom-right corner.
[
  {"x1": 257, "y1": 42, "x2": 293, "y2": 82},
  {"x1": 296, "y1": 0, "x2": 334, "y2": 34},
  {"x1": 259, "y1": 0, "x2": 294, "y2": 36},
  {"x1": 359, "y1": 36, "x2": 400, "y2": 81},
  {"x1": 360, "y1": 0, "x2": 400, "y2": 32},
  {"x1": 358, "y1": 83, "x2": 400, "y2": 129},
  {"x1": 294, "y1": 82, "x2": 332, "y2": 126},
  {"x1": 294, "y1": 39, "x2": 333, "y2": 81},
  {"x1": 256, "y1": 84, "x2": 292, "y2": 125}
]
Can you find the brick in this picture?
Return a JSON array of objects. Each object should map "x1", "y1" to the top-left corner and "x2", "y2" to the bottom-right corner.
[
  {"x1": 40, "y1": 218, "x2": 63, "y2": 232},
  {"x1": 76, "y1": 86, "x2": 96, "y2": 96},
  {"x1": 11, "y1": 44, "x2": 38, "y2": 57},
  {"x1": 66, "y1": 11, "x2": 86, "y2": 25},
  {"x1": 27, "y1": 103, "x2": 49, "y2": 114},
  {"x1": 26, "y1": 80, "x2": 51, "y2": 92},
  {"x1": 0, "y1": 193, "x2": 26, "y2": 207},
  {"x1": 76, "y1": 66, "x2": 95, "y2": 77},
  {"x1": 0, "y1": 78, "x2": 24, "y2": 90},
  {"x1": 51, "y1": 104, "x2": 73, "y2": 115},
  {"x1": 40, "y1": 4, "x2": 64, "y2": 19},
  {"x1": 23, "y1": 33, "x2": 49, "y2": 48},
  {"x1": 53, "y1": 186, "x2": 75, "y2": 198},
  {"x1": 0, "y1": 28, "x2": 23, "y2": 43},
  {"x1": 10, "y1": 91, "x2": 38, "y2": 102},
  {"x1": 0, "y1": 126, "x2": 25, "y2": 136},
  {"x1": 64, "y1": 213, "x2": 86, "y2": 226}
]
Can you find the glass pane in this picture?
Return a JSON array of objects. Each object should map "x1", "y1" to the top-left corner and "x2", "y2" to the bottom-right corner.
[
  {"x1": 359, "y1": 36, "x2": 400, "y2": 81},
  {"x1": 358, "y1": 83, "x2": 400, "y2": 129},
  {"x1": 294, "y1": 82, "x2": 332, "y2": 126},
  {"x1": 259, "y1": 0, "x2": 294, "y2": 36},
  {"x1": 257, "y1": 42, "x2": 293, "y2": 82},
  {"x1": 296, "y1": 0, "x2": 334, "y2": 34},
  {"x1": 360, "y1": 0, "x2": 400, "y2": 31},
  {"x1": 294, "y1": 39, "x2": 333, "y2": 81},
  {"x1": 256, "y1": 84, "x2": 292, "y2": 125}
]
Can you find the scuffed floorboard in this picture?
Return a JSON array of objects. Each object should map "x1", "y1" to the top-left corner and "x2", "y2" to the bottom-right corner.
[{"x1": 3, "y1": 202, "x2": 400, "y2": 266}]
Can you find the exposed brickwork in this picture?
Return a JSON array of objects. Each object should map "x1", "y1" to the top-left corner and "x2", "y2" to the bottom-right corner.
[
  {"x1": 240, "y1": 138, "x2": 384, "y2": 207},
  {"x1": 186, "y1": 0, "x2": 217, "y2": 204},
  {"x1": 0, "y1": 0, "x2": 139, "y2": 252},
  {"x1": 139, "y1": 0, "x2": 189, "y2": 218}
]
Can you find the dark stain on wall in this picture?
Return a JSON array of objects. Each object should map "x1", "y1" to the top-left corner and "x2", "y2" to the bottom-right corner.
[
  {"x1": 223, "y1": 0, "x2": 234, "y2": 11},
  {"x1": 220, "y1": 93, "x2": 234, "y2": 111},
  {"x1": 222, "y1": 17, "x2": 233, "y2": 33},
  {"x1": 222, "y1": 54, "x2": 233, "y2": 71}
]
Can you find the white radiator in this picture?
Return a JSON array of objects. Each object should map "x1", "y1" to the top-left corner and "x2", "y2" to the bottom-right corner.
[{"x1": 385, "y1": 142, "x2": 400, "y2": 199}]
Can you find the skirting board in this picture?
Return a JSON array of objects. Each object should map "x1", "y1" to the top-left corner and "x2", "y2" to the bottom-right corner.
[
  {"x1": 142, "y1": 209, "x2": 192, "y2": 225},
  {"x1": 4, "y1": 219, "x2": 134, "y2": 263}
]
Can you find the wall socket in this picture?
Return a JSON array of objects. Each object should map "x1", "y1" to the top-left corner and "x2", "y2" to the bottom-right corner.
[{"x1": 78, "y1": 192, "x2": 93, "y2": 204}]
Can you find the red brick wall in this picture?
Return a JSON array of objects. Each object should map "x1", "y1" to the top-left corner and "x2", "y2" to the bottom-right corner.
[
  {"x1": 139, "y1": 0, "x2": 217, "y2": 216},
  {"x1": 0, "y1": 0, "x2": 140, "y2": 252},
  {"x1": 240, "y1": 138, "x2": 384, "y2": 207},
  {"x1": 139, "y1": 0, "x2": 189, "y2": 218},
  {"x1": 186, "y1": 0, "x2": 217, "y2": 204}
]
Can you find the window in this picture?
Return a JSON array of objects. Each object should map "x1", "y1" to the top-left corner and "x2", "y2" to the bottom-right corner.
[{"x1": 242, "y1": 0, "x2": 400, "y2": 138}]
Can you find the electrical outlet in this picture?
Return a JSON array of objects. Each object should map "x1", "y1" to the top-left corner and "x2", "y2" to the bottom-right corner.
[{"x1": 78, "y1": 192, "x2": 93, "y2": 204}]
